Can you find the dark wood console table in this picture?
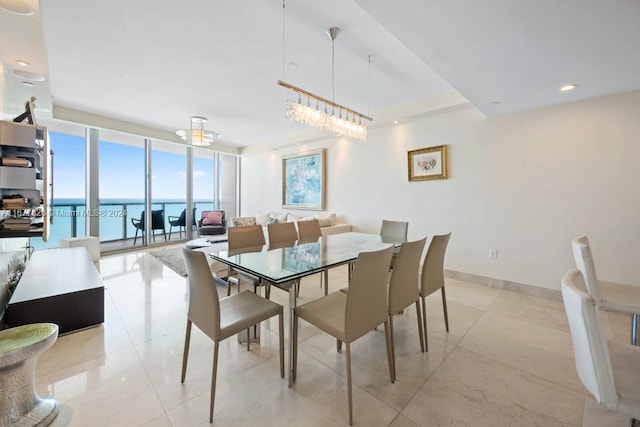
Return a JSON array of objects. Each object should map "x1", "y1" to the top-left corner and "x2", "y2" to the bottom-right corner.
[{"x1": 7, "y1": 247, "x2": 104, "y2": 334}]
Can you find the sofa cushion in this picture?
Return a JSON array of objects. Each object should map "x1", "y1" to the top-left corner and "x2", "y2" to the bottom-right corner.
[{"x1": 202, "y1": 211, "x2": 224, "y2": 225}]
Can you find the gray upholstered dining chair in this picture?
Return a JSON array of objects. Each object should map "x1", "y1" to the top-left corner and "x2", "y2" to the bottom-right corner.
[
  {"x1": 293, "y1": 246, "x2": 395, "y2": 426},
  {"x1": 297, "y1": 219, "x2": 322, "y2": 240},
  {"x1": 267, "y1": 222, "x2": 303, "y2": 295},
  {"x1": 226, "y1": 224, "x2": 266, "y2": 296},
  {"x1": 380, "y1": 219, "x2": 408, "y2": 269},
  {"x1": 296, "y1": 219, "x2": 323, "y2": 287},
  {"x1": 180, "y1": 248, "x2": 284, "y2": 423},
  {"x1": 267, "y1": 222, "x2": 298, "y2": 245},
  {"x1": 420, "y1": 232, "x2": 451, "y2": 351},
  {"x1": 387, "y1": 237, "x2": 427, "y2": 381},
  {"x1": 562, "y1": 269, "x2": 640, "y2": 427}
]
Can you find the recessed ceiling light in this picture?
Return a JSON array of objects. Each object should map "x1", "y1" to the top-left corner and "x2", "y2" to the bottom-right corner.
[
  {"x1": 393, "y1": 120, "x2": 399, "y2": 125},
  {"x1": 15, "y1": 59, "x2": 30, "y2": 67},
  {"x1": 490, "y1": 101, "x2": 501, "y2": 105},
  {"x1": 0, "y1": 0, "x2": 34, "y2": 15},
  {"x1": 10, "y1": 69, "x2": 45, "y2": 81},
  {"x1": 22, "y1": 81, "x2": 34, "y2": 86},
  {"x1": 287, "y1": 62, "x2": 298, "y2": 69},
  {"x1": 560, "y1": 84, "x2": 577, "y2": 92}
]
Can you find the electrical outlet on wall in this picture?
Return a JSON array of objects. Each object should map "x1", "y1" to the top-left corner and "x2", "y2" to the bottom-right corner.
[{"x1": 489, "y1": 249, "x2": 498, "y2": 259}]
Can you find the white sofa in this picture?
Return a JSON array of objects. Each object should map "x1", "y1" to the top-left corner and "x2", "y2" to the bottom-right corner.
[{"x1": 230, "y1": 211, "x2": 351, "y2": 239}]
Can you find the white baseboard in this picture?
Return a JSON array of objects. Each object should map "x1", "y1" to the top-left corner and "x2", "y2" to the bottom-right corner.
[{"x1": 445, "y1": 269, "x2": 562, "y2": 302}]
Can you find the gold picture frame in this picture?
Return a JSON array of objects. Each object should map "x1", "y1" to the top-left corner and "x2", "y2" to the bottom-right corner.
[
  {"x1": 408, "y1": 145, "x2": 448, "y2": 181},
  {"x1": 282, "y1": 148, "x2": 326, "y2": 210}
]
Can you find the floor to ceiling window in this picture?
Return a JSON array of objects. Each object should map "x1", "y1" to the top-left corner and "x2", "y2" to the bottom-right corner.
[
  {"x1": 151, "y1": 140, "x2": 187, "y2": 243},
  {"x1": 193, "y1": 147, "x2": 215, "y2": 224},
  {"x1": 98, "y1": 131, "x2": 145, "y2": 248}
]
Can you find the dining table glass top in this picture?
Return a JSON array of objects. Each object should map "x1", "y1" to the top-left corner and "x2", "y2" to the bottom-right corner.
[{"x1": 210, "y1": 232, "x2": 393, "y2": 284}]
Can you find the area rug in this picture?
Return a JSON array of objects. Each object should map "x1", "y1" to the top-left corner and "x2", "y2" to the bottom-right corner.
[
  {"x1": 148, "y1": 246, "x2": 189, "y2": 277},
  {"x1": 148, "y1": 242, "x2": 228, "y2": 277}
]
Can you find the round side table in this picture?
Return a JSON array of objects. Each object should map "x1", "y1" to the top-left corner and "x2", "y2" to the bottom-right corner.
[{"x1": 0, "y1": 323, "x2": 59, "y2": 427}]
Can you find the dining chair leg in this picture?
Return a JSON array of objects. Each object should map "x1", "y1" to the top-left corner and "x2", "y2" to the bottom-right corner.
[
  {"x1": 337, "y1": 339, "x2": 342, "y2": 353},
  {"x1": 246, "y1": 329, "x2": 250, "y2": 351},
  {"x1": 210, "y1": 341, "x2": 220, "y2": 423},
  {"x1": 279, "y1": 311, "x2": 285, "y2": 379},
  {"x1": 421, "y1": 296, "x2": 429, "y2": 352},
  {"x1": 415, "y1": 300, "x2": 425, "y2": 353},
  {"x1": 383, "y1": 320, "x2": 394, "y2": 383},
  {"x1": 441, "y1": 286, "x2": 449, "y2": 332},
  {"x1": 388, "y1": 314, "x2": 396, "y2": 382},
  {"x1": 346, "y1": 342, "x2": 353, "y2": 426},
  {"x1": 181, "y1": 320, "x2": 192, "y2": 383},
  {"x1": 292, "y1": 312, "x2": 298, "y2": 381}
]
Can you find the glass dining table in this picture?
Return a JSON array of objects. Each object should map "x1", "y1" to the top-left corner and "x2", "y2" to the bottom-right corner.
[{"x1": 209, "y1": 231, "x2": 394, "y2": 385}]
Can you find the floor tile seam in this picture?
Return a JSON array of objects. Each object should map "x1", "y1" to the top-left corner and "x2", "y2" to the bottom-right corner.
[
  {"x1": 392, "y1": 344, "x2": 456, "y2": 422},
  {"x1": 451, "y1": 345, "x2": 593, "y2": 401}
]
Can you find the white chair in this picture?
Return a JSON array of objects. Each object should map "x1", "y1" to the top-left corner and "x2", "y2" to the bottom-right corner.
[
  {"x1": 181, "y1": 248, "x2": 284, "y2": 423},
  {"x1": 572, "y1": 236, "x2": 640, "y2": 342},
  {"x1": 561, "y1": 269, "x2": 640, "y2": 426}
]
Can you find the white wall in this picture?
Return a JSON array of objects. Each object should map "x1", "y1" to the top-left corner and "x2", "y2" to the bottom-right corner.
[{"x1": 241, "y1": 90, "x2": 640, "y2": 289}]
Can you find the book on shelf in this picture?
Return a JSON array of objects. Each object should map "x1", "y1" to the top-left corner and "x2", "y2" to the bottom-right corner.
[
  {"x1": 2, "y1": 197, "x2": 29, "y2": 209},
  {"x1": 1, "y1": 157, "x2": 31, "y2": 167},
  {"x1": 2, "y1": 218, "x2": 32, "y2": 231}
]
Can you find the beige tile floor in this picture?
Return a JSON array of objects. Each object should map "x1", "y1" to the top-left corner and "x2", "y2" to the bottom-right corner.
[{"x1": 33, "y1": 247, "x2": 634, "y2": 426}]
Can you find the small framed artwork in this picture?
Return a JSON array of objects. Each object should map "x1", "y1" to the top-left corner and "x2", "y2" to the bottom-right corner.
[
  {"x1": 408, "y1": 144, "x2": 448, "y2": 181},
  {"x1": 282, "y1": 148, "x2": 326, "y2": 210}
]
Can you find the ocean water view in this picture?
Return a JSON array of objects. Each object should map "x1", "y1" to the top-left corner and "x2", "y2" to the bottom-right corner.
[{"x1": 31, "y1": 198, "x2": 215, "y2": 250}]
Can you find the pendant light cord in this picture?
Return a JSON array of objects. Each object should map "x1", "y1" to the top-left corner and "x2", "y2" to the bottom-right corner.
[
  {"x1": 331, "y1": 35, "x2": 335, "y2": 106},
  {"x1": 368, "y1": 54, "x2": 371, "y2": 116},
  {"x1": 281, "y1": 0, "x2": 286, "y2": 81}
]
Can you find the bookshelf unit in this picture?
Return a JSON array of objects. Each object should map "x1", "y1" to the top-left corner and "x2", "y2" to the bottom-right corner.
[{"x1": 0, "y1": 120, "x2": 50, "y2": 241}]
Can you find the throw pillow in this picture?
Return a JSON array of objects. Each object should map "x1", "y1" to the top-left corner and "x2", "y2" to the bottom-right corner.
[
  {"x1": 233, "y1": 217, "x2": 256, "y2": 227},
  {"x1": 202, "y1": 211, "x2": 223, "y2": 226},
  {"x1": 287, "y1": 213, "x2": 300, "y2": 223},
  {"x1": 269, "y1": 212, "x2": 287, "y2": 223},
  {"x1": 315, "y1": 212, "x2": 336, "y2": 227},
  {"x1": 255, "y1": 212, "x2": 269, "y2": 226}
]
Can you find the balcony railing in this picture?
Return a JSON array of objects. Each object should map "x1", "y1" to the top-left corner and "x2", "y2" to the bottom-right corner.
[{"x1": 32, "y1": 200, "x2": 217, "y2": 250}]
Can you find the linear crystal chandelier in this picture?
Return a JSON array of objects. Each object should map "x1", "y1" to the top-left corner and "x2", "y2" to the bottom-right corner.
[
  {"x1": 176, "y1": 116, "x2": 219, "y2": 147},
  {"x1": 277, "y1": 26, "x2": 372, "y2": 141}
]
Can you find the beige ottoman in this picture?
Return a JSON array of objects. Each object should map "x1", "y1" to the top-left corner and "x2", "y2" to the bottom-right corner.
[
  {"x1": 60, "y1": 236, "x2": 100, "y2": 262},
  {"x1": 0, "y1": 323, "x2": 59, "y2": 427}
]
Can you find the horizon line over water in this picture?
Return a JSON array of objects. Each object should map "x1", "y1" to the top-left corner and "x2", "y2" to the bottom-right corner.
[{"x1": 53, "y1": 198, "x2": 215, "y2": 205}]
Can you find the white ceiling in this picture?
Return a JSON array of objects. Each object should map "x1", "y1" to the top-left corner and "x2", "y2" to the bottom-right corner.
[{"x1": 2, "y1": 0, "x2": 640, "y2": 150}]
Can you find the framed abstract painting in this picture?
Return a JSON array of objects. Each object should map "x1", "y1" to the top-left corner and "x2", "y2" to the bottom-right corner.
[
  {"x1": 282, "y1": 148, "x2": 326, "y2": 210},
  {"x1": 408, "y1": 144, "x2": 448, "y2": 181}
]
